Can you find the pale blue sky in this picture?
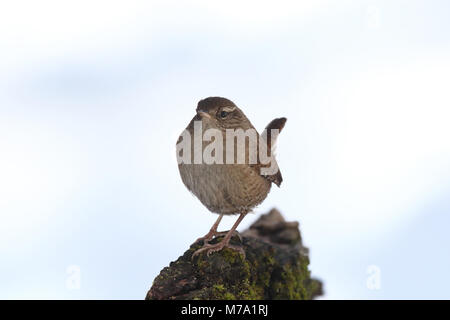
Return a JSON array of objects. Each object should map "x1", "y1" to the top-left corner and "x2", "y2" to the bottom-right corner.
[{"x1": 1, "y1": 0, "x2": 449, "y2": 299}]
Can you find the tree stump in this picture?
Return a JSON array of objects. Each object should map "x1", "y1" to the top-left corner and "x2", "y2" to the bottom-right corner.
[{"x1": 146, "y1": 208, "x2": 322, "y2": 300}]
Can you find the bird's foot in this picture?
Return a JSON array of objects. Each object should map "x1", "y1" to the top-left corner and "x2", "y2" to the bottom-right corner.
[
  {"x1": 214, "y1": 230, "x2": 243, "y2": 242},
  {"x1": 192, "y1": 238, "x2": 245, "y2": 260},
  {"x1": 194, "y1": 230, "x2": 242, "y2": 245},
  {"x1": 194, "y1": 230, "x2": 216, "y2": 246}
]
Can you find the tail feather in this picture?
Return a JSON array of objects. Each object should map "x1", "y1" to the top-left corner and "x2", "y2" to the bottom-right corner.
[
  {"x1": 262, "y1": 117, "x2": 287, "y2": 150},
  {"x1": 260, "y1": 117, "x2": 287, "y2": 187}
]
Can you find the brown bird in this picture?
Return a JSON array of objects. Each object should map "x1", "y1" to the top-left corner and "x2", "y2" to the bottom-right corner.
[{"x1": 176, "y1": 97, "x2": 286, "y2": 257}]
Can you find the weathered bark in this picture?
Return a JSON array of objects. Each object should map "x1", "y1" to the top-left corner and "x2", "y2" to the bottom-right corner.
[{"x1": 146, "y1": 208, "x2": 322, "y2": 300}]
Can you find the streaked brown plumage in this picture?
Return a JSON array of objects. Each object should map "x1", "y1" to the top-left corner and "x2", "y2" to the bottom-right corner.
[{"x1": 176, "y1": 97, "x2": 286, "y2": 257}]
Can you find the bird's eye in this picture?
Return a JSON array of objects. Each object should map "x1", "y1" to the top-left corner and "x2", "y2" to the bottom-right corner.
[{"x1": 219, "y1": 111, "x2": 229, "y2": 118}]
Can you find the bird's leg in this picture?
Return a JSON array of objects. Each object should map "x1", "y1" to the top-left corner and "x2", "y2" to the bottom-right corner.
[
  {"x1": 194, "y1": 214, "x2": 223, "y2": 245},
  {"x1": 192, "y1": 212, "x2": 247, "y2": 259}
]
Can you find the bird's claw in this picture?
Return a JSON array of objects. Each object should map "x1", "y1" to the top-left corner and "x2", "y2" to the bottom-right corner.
[
  {"x1": 191, "y1": 241, "x2": 245, "y2": 260},
  {"x1": 194, "y1": 234, "x2": 214, "y2": 245},
  {"x1": 214, "y1": 230, "x2": 243, "y2": 243},
  {"x1": 194, "y1": 230, "x2": 242, "y2": 246}
]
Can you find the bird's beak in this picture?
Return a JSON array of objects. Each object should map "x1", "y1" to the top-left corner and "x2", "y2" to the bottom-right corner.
[{"x1": 196, "y1": 109, "x2": 211, "y2": 119}]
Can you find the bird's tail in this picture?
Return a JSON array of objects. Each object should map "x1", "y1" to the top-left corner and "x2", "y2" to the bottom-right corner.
[
  {"x1": 260, "y1": 117, "x2": 287, "y2": 187},
  {"x1": 262, "y1": 117, "x2": 287, "y2": 150}
]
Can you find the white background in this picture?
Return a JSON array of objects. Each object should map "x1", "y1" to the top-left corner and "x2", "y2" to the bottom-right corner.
[{"x1": 1, "y1": 0, "x2": 449, "y2": 299}]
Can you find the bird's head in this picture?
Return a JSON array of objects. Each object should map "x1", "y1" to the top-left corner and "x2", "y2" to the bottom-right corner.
[{"x1": 195, "y1": 97, "x2": 252, "y2": 130}]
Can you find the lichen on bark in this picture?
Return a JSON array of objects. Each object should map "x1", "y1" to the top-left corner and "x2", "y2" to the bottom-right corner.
[{"x1": 146, "y1": 208, "x2": 322, "y2": 300}]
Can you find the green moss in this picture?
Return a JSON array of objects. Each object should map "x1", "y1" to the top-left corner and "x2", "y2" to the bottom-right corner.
[
  {"x1": 192, "y1": 242, "x2": 310, "y2": 300},
  {"x1": 223, "y1": 293, "x2": 237, "y2": 300},
  {"x1": 269, "y1": 256, "x2": 317, "y2": 300},
  {"x1": 212, "y1": 283, "x2": 236, "y2": 300},
  {"x1": 149, "y1": 235, "x2": 321, "y2": 300},
  {"x1": 213, "y1": 284, "x2": 225, "y2": 291}
]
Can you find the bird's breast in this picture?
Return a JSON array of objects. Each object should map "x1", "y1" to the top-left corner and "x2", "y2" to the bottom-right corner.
[{"x1": 178, "y1": 163, "x2": 271, "y2": 215}]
